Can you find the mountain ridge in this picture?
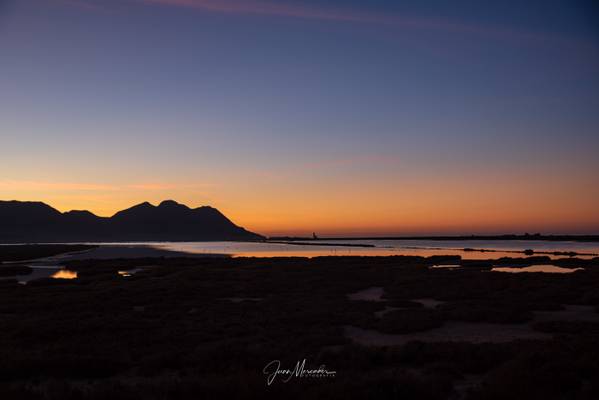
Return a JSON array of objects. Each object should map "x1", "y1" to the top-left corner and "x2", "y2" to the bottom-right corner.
[{"x1": 0, "y1": 200, "x2": 263, "y2": 243}]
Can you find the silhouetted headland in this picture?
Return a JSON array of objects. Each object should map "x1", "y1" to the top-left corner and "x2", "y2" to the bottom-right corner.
[{"x1": 0, "y1": 200, "x2": 263, "y2": 243}]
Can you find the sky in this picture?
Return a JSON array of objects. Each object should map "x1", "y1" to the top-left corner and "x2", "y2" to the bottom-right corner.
[{"x1": 1, "y1": 0, "x2": 598, "y2": 236}]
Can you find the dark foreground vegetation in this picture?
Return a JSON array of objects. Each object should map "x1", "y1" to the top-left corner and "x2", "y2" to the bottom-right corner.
[
  {"x1": 0, "y1": 244, "x2": 97, "y2": 263},
  {"x1": 1, "y1": 254, "x2": 599, "y2": 399}
]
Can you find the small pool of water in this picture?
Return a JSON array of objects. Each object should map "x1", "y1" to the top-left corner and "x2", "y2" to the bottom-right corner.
[
  {"x1": 51, "y1": 269, "x2": 77, "y2": 279},
  {"x1": 430, "y1": 264, "x2": 462, "y2": 269},
  {"x1": 491, "y1": 265, "x2": 583, "y2": 274},
  {"x1": 118, "y1": 268, "x2": 144, "y2": 277},
  {"x1": 7, "y1": 266, "x2": 78, "y2": 284}
]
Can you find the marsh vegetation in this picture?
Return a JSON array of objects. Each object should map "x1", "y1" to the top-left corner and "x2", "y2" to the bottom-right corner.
[{"x1": 0, "y1": 252, "x2": 598, "y2": 399}]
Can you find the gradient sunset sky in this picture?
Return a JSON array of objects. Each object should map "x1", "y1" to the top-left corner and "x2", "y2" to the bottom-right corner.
[{"x1": 1, "y1": 0, "x2": 598, "y2": 236}]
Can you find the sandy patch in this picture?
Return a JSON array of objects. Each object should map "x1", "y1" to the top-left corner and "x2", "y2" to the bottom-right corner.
[
  {"x1": 348, "y1": 287, "x2": 385, "y2": 302},
  {"x1": 533, "y1": 305, "x2": 599, "y2": 322},
  {"x1": 413, "y1": 298, "x2": 445, "y2": 308},
  {"x1": 347, "y1": 304, "x2": 598, "y2": 346},
  {"x1": 221, "y1": 297, "x2": 263, "y2": 303},
  {"x1": 345, "y1": 322, "x2": 550, "y2": 346},
  {"x1": 375, "y1": 306, "x2": 401, "y2": 318}
]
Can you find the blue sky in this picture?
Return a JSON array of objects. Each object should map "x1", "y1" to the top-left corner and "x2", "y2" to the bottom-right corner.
[{"x1": 1, "y1": 0, "x2": 598, "y2": 235}]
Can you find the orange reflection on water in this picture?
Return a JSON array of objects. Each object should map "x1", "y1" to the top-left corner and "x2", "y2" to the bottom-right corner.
[
  {"x1": 491, "y1": 265, "x2": 582, "y2": 274},
  {"x1": 231, "y1": 249, "x2": 529, "y2": 259},
  {"x1": 51, "y1": 270, "x2": 78, "y2": 279},
  {"x1": 232, "y1": 249, "x2": 398, "y2": 258}
]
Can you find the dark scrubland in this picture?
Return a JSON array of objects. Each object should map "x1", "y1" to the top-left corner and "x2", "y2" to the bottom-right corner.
[
  {"x1": 1, "y1": 254, "x2": 599, "y2": 399},
  {"x1": 0, "y1": 245, "x2": 97, "y2": 278},
  {"x1": 0, "y1": 265, "x2": 32, "y2": 277},
  {"x1": 0, "y1": 244, "x2": 97, "y2": 263}
]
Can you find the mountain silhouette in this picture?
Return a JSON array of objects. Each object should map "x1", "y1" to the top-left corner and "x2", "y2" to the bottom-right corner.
[{"x1": 0, "y1": 200, "x2": 263, "y2": 243}]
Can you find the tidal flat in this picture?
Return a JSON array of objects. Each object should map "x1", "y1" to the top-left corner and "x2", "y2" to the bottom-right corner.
[{"x1": 1, "y1": 247, "x2": 599, "y2": 399}]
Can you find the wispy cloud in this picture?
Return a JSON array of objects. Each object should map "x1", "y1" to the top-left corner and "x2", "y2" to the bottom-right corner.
[
  {"x1": 127, "y1": 182, "x2": 217, "y2": 191},
  {"x1": 0, "y1": 180, "x2": 215, "y2": 192},
  {"x1": 0, "y1": 180, "x2": 119, "y2": 192},
  {"x1": 138, "y1": 0, "x2": 384, "y2": 23},
  {"x1": 55, "y1": 0, "x2": 110, "y2": 13},
  {"x1": 58, "y1": 0, "x2": 594, "y2": 51},
  {"x1": 137, "y1": 0, "x2": 484, "y2": 31}
]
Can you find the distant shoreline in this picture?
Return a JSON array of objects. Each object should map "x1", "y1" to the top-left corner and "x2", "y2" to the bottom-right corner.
[
  {"x1": 267, "y1": 241, "x2": 375, "y2": 248},
  {"x1": 268, "y1": 234, "x2": 599, "y2": 243}
]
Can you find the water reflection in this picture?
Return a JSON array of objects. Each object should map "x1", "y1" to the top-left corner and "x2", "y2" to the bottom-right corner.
[
  {"x1": 491, "y1": 265, "x2": 582, "y2": 274},
  {"x1": 430, "y1": 264, "x2": 462, "y2": 269},
  {"x1": 149, "y1": 240, "x2": 599, "y2": 260},
  {"x1": 51, "y1": 269, "x2": 78, "y2": 279},
  {"x1": 118, "y1": 268, "x2": 144, "y2": 277},
  {"x1": 35, "y1": 240, "x2": 598, "y2": 260},
  {"x1": 7, "y1": 267, "x2": 78, "y2": 284}
]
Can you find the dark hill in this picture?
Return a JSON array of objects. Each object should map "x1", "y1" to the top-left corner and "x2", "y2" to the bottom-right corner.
[{"x1": 0, "y1": 200, "x2": 263, "y2": 243}]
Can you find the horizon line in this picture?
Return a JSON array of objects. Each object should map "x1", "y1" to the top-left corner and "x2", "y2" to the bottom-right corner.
[{"x1": 2, "y1": 198, "x2": 598, "y2": 238}]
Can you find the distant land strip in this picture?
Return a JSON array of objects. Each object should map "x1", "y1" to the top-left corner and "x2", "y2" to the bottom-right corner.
[
  {"x1": 399, "y1": 246, "x2": 598, "y2": 257},
  {"x1": 265, "y1": 240, "x2": 598, "y2": 257},
  {"x1": 267, "y1": 241, "x2": 375, "y2": 248},
  {"x1": 268, "y1": 234, "x2": 599, "y2": 243}
]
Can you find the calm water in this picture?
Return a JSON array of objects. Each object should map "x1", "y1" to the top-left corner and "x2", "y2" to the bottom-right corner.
[
  {"x1": 147, "y1": 239, "x2": 599, "y2": 259},
  {"x1": 3, "y1": 239, "x2": 598, "y2": 262},
  {"x1": 491, "y1": 265, "x2": 583, "y2": 273},
  {"x1": 3, "y1": 240, "x2": 596, "y2": 283},
  {"x1": 10, "y1": 266, "x2": 77, "y2": 284}
]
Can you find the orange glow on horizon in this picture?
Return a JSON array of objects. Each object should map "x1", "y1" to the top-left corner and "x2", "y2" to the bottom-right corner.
[{"x1": 1, "y1": 169, "x2": 598, "y2": 236}]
